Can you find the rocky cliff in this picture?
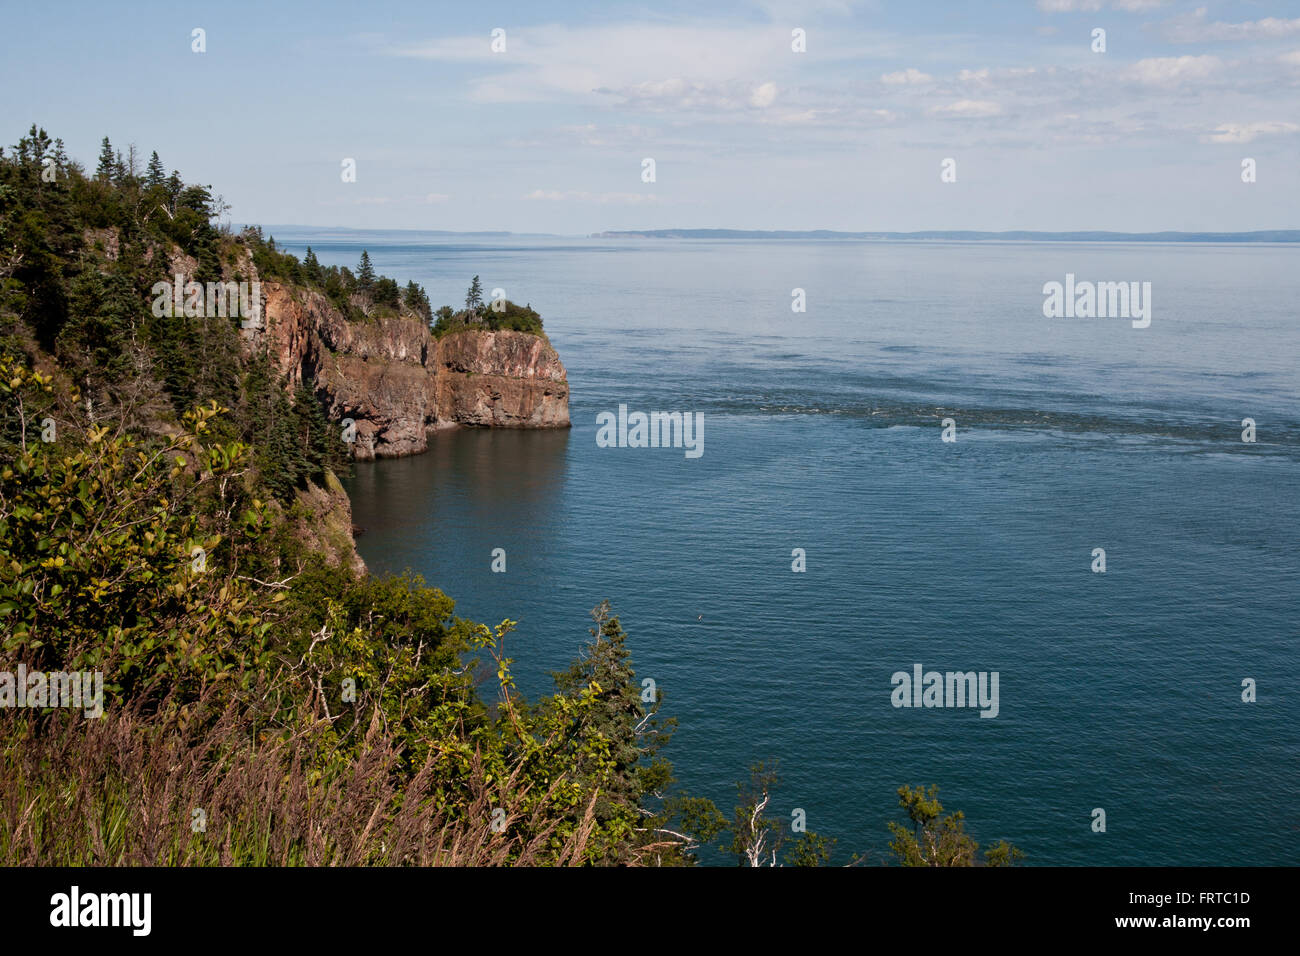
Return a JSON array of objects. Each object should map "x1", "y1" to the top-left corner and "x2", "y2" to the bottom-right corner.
[{"x1": 251, "y1": 282, "x2": 570, "y2": 461}]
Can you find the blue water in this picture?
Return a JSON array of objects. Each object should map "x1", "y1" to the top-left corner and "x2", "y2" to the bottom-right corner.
[{"x1": 276, "y1": 229, "x2": 1300, "y2": 866}]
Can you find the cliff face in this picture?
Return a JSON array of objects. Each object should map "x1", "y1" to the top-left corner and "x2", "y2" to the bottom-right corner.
[
  {"x1": 436, "y1": 329, "x2": 570, "y2": 429},
  {"x1": 252, "y1": 282, "x2": 569, "y2": 461}
]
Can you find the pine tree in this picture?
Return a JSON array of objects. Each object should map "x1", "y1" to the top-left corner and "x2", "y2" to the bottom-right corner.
[
  {"x1": 303, "y1": 246, "x2": 321, "y2": 283},
  {"x1": 95, "y1": 137, "x2": 115, "y2": 181},
  {"x1": 404, "y1": 280, "x2": 430, "y2": 320},
  {"x1": 465, "y1": 275, "x2": 483, "y2": 312},
  {"x1": 145, "y1": 151, "x2": 165, "y2": 189},
  {"x1": 550, "y1": 601, "x2": 677, "y2": 861},
  {"x1": 357, "y1": 251, "x2": 375, "y2": 291}
]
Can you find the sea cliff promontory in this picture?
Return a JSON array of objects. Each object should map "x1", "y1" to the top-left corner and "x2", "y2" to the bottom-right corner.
[{"x1": 253, "y1": 280, "x2": 570, "y2": 460}]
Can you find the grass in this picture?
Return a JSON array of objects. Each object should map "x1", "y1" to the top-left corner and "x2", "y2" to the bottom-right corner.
[{"x1": 0, "y1": 694, "x2": 596, "y2": 866}]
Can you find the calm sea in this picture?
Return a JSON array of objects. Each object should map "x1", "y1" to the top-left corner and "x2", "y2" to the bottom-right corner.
[{"x1": 273, "y1": 228, "x2": 1300, "y2": 866}]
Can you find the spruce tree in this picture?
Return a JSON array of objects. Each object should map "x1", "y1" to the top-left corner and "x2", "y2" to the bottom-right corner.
[
  {"x1": 550, "y1": 601, "x2": 677, "y2": 861},
  {"x1": 465, "y1": 275, "x2": 483, "y2": 313},
  {"x1": 404, "y1": 280, "x2": 430, "y2": 320},
  {"x1": 357, "y1": 250, "x2": 375, "y2": 290},
  {"x1": 303, "y1": 246, "x2": 321, "y2": 283},
  {"x1": 95, "y1": 137, "x2": 115, "y2": 181},
  {"x1": 145, "y1": 151, "x2": 165, "y2": 189}
]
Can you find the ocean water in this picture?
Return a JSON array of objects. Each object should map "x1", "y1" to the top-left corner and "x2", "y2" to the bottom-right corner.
[{"x1": 274, "y1": 229, "x2": 1300, "y2": 866}]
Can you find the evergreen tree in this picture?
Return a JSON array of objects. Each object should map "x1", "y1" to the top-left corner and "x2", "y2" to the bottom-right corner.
[
  {"x1": 465, "y1": 275, "x2": 483, "y2": 312},
  {"x1": 404, "y1": 281, "x2": 430, "y2": 321},
  {"x1": 57, "y1": 268, "x2": 138, "y2": 385},
  {"x1": 165, "y1": 169, "x2": 183, "y2": 205},
  {"x1": 240, "y1": 351, "x2": 300, "y2": 501},
  {"x1": 303, "y1": 246, "x2": 321, "y2": 283},
  {"x1": 145, "y1": 150, "x2": 165, "y2": 189},
  {"x1": 373, "y1": 277, "x2": 400, "y2": 307},
  {"x1": 294, "y1": 382, "x2": 349, "y2": 484},
  {"x1": 431, "y1": 305, "x2": 456, "y2": 334},
  {"x1": 357, "y1": 250, "x2": 375, "y2": 290},
  {"x1": 549, "y1": 601, "x2": 680, "y2": 862},
  {"x1": 95, "y1": 137, "x2": 115, "y2": 181},
  {"x1": 2, "y1": 127, "x2": 82, "y2": 348}
]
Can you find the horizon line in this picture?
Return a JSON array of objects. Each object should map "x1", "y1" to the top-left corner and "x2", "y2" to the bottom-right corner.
[{"x1": 245, "y1": 224, "x2": 1300, "y2": 243}]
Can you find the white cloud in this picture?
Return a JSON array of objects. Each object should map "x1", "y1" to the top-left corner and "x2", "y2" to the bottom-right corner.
[
  {"x1": 1037, "y1": 0, "x2": 1165, "y2": 11},
  {"x1": 952, "y1": 66, "x2": 1037, "y2": 90},
  {"x1": 600, "y1": 77, "x2": 783, "y2": 112},
  {"x1": 1038, "y1": 0, "x2": 1103, "y2": 10},
  {"x1": 881, "y1": 67, "x2": 933, "y2": 85},
  {"x1": 929, "y1": 99, "x2": 1003, "y2": 118},
  {"x1": 750, "y1": 82, "x2": 778, "y2": 107},
  {"x1": 1124, "y1": 55, "x2": 1221, "y2": 86},
  {"x1": 1201, "y1": 121, "x2": 1299, "y2": 143},
  {"x1": 1163, "y1": 8, "x2": 1300, "y2": 43},
  {"x1": 525, "y1": 190, "x2": 660, "y2": 204},
  {"x1": 389, "y1": 24, "x2": 796, "y2": 106},
  {"x1": 316, "y1": 194, "x2": 451, "y2": 206}
]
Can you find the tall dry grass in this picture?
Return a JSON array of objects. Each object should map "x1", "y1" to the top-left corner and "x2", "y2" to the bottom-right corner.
[{"x1": 0, "y1": 692, "x2": 597, "y2": 866}]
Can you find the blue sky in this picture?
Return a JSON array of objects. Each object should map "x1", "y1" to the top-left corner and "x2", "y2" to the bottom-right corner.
[{"x1": 2, "y1": 0, "x2": 1297, "y2": 232}]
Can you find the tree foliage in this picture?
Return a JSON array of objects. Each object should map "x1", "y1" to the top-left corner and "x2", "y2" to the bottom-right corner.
[{"x1": 887, "y1": 785, "x2": 1024, "y2": 866}]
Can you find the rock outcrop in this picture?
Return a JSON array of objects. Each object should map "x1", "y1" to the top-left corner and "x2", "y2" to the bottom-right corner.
[
  {"x1": 291, "y1": 470, "x2": 368, "y2": 575},
  {"x1": 250, "y1": 281, "x2": 569, "y2": 460}
]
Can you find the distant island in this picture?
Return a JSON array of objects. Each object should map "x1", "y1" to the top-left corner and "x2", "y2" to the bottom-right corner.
[{"x1": 591, "y1": 229, "x2": 1300, "y2": 243}]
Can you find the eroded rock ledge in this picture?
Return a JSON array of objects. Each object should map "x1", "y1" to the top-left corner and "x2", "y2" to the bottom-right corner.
[{"x1": 253, "y1": 282, "x2": 570, "y2": 460}]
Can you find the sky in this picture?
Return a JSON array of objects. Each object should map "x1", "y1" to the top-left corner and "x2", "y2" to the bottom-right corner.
[{"x1": 2, "y1": 0, "x2": 1298, "y2": 233}]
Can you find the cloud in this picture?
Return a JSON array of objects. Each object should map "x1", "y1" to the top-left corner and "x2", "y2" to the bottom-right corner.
[
  {"x1": 1038, "y1": 0, "x2": 1103, "y2": 10},
  {"x1": 1124, "y1": 54, "x2": 1221, "y2": 86},
  {"x1": 595, "y1": 77, "x2": 785, "y2": 112},
  {"x1": 379, "y1": 13, "x2": 1289, "y2": 157},
  {"x1": 1037, "y1": 0, "x2": 1166, "y2": 11},
  {"x1": 316, "y1": 193, "x2": 451, "y2": 206},
  {"x1": 750, "y1": 82, "x2": 778, "y2": 107},
  {"x1": 749, "y1": 0, "x2": 868, "y2": 16},
  {"x1": 524, "y1": 190, "x2": 661, "y2": 204},
  {"x1": 388, "y1": 23, "x2": 800, "y2": 106},
  {"x1": 929, "y1": 99, "x2": 1003, "y2": 118},
  {"x1": 881, "y1": 67, "x2": 933, "y2": 85},
  {"x1": 1201, "y1": 121, "x2": 1299, "y2": 143},
  {"x1": 951, "y1": 66, "x2": 1038, "y2": 90},
  {"x1": 1162, "y1": 8, "x2": 1300, "y2": 43}
]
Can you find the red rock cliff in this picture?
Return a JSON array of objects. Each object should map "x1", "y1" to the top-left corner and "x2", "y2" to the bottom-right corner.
[{"x1": 250, "y1": 282, "x2": 569, "y2": 461}]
